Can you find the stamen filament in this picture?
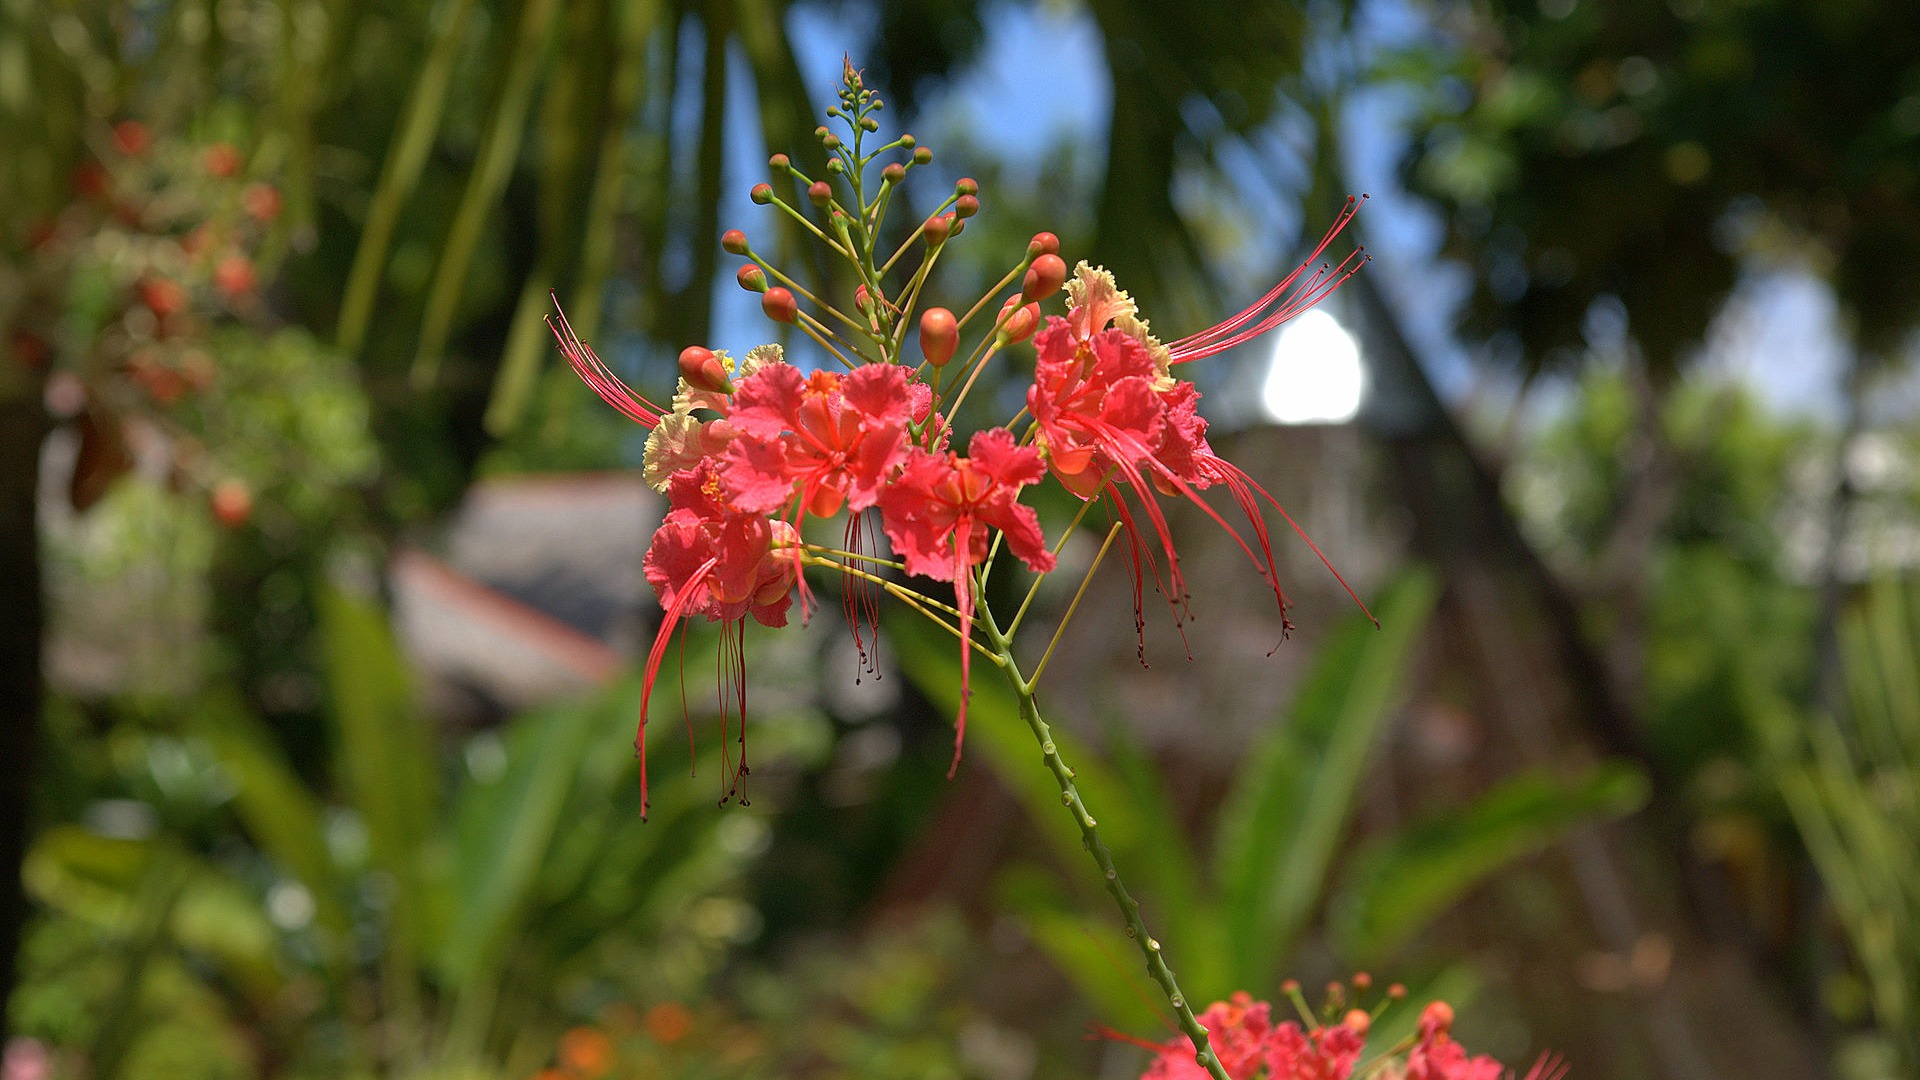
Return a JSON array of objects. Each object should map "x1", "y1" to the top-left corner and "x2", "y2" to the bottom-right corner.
[{"x1": 1030, "y1": 521, "x2": 1121, "y2": 687}]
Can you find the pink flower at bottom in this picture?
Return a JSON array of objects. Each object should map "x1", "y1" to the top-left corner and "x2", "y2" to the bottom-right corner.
[
  {"x1": 1138, "y1": 994, "x2": 1364, "y2": 1080},
  {"x1": 878, "y1": 427, "x2": 1055, "y2": 773}
]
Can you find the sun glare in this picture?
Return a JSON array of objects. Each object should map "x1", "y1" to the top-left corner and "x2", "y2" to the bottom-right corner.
[{"x1": 1259, "y1": 309, "x2": 1365, "y2": 425}]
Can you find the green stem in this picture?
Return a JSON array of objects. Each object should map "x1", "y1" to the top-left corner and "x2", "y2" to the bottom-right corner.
[{"x1": 976, "y1": 608, "x2": 1233, "y2": 1080}]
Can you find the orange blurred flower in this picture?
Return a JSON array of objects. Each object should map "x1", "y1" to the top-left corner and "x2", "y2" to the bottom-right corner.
[{"x1": 556, "y1": 1026, "x2": 613, "y2": 1077}]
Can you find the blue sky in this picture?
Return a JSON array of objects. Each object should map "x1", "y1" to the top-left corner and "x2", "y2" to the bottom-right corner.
[{"x1": 694, "y1": 0, "x2": 1853, "y2": 426}]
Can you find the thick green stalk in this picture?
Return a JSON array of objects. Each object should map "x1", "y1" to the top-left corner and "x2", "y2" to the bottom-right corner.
[{"x1": 976, "y1": 608, "x2": 1233, "y2": 1080}]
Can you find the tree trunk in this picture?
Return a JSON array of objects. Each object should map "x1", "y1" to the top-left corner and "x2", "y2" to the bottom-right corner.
[{"x1": 0, "y1": 389, "x2": 47, "y2": 1043}]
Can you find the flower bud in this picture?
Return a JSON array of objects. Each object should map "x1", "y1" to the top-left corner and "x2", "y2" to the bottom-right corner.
[
  {"x1": 997, "y1": 295, "x2": 1039, "y2": 345},
  {"x1": 1342, "y1": 1010, "x2": 1371, "y2": 1036},
  {"x1": 854, "y1": 284, "x2": 875, "y2": 313},
  {"x1": 808, "y1": 180, "x2": 833, "y2": 206},
  {"x1": 750, "y1": 183, "x2": 774, "y2": 205},
  {"x1": 899, "y1": 133, "x2": 917, "y2": 148},
  {"x1": 860, "y1": 116, "x2": 880, "y2": 132},
  {"x1": 736, "y1": 264, "x2": 767, "y2": 292},
  {"x1": 1022, "y1": 254, "x2": 1067, "y2": 302},
  {"x1": 762, "y1": 287, "x2": 798, "y2": 324},
  {"x1": 922, "y1": 214, "x2": 951, "y2": 247},
  {"x1": 768, "y1": 152, "x2": 790, "y2": 171},
  {"x1": 678, "y1": 346, "x2": 731, "y2": 393},
  {"x1": 720, "y1": 229, "x2": 749, "y2": 255},
  {"x1": 823, "y1": 133, "x2": 842, "y2": 151},
  {"x1": 955, "y1": 194, "x2": 979, "y2": 219},
  {"x1": 956, "y1": 177, "x2": 978, "y2": 196},
  {"x1": 1028, "y1": 231, "x2": 1060, "y2": 257},
  {"x1": 815, "y1": 125, "x2": 830, "y2": 138},
  {"x1": 826, "y1": 158, "x2": 845, "y2": 174},
  {"x1": 919, "y1": 307, "x2": 958, "y2": 367},
  {"x1": 913, "y1": 146, "x2": 932, "y2": 165},
  {"x1": 881, "y1": 162, "x2": 905, "y2": 183}
]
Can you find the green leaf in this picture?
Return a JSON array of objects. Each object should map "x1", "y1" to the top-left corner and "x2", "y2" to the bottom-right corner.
[
  {"x1": 1212, "y1": 568, "x2": 1440, "y2": 989},
  {"x1": 193, "y1": 690, "x2": 348, "y2": 936},
  {"x1": 437, "y1": 693, "x2": 603, "y2": 985},
  {"x1": 316, "y1": 586, "x2": 443, "y2": 976},
  {"x1": 1331, "y1": 761, "x2": 1650, "y2": 961}
]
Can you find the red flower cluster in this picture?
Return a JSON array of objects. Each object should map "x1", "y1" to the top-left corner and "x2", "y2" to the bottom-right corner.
[
  {"x1": 1134, "y1": 995, "x2": 1563, "y2": 1080},
  {"x1": 552, "y1": 65, "x2": 1371, "y2": 819}
]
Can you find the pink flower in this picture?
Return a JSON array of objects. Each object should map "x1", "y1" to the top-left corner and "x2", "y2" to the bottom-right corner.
[
  {"x1": 1136, "y1": 994, "x2": 1365, "y2": 1080},
  {"x1": 879, "y1": 427, "x2": 1055, "y2": 773},
  {"x1": 723, "y1": 361, "x2": 915, "y2": 518},
  {"x1": 635, "y1": 460, "x2": 797, "y2": 818},
  {"x1": 1029, "y1": 263, "x2": 1370, "y2": 654}
]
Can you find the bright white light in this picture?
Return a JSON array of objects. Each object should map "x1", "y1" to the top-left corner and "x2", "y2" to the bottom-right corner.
[{"x1": 1260, "y1": 309, "x2": 1366, "y2": 425}]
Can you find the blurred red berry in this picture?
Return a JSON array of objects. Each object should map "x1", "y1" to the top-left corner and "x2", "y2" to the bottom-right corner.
[
  {"x1": 211, "y1": 479, "x2": 253, "y2": 528},
  {"x1": 113, "y1": 120, "x2": 151, "y2": 157},
  {"x1": 203, "y1": 142, "x2": 242, "y2": 177},
  {"x1": 72, "y1": 161, "x2": 108, "y2": 198},
  {"x1": 9, "y1": 331, "x2": 50, "y2": 371},
  {"x1": 242, "y1": 182, "x2": 282, "y2": 222},
  {"x1": 138, "y1": 277, "x2": 188, "y2": 319},
  {"x1": 214, "y1": 254, "x2": 256, "y2": 297}
]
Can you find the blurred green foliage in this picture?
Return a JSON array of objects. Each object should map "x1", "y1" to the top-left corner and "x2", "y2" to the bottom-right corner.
[
  {"x1": 16, "y1": 591, "x2": 833, "y2": 1078},
  {"x1": 893, "y1": 571, "x2": 1647, "y2": 1030}
]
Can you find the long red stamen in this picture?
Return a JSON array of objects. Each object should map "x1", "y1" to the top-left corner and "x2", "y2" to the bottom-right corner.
[
  {"x1": 843, "y1": 512, "x2": 884, "y2": 681},
  {"x1": 638, "y1": 556, "x2": 718, "y2": 821},
  {"x1": 1167, "y1": 196, "x2": 1369, "y2": 364},
  {"x1": 548, "y1": 294, "x2": 669, "y2": 427},
  {"x1": 948, "y1": 526, "x2": 975, "y2": 779}
]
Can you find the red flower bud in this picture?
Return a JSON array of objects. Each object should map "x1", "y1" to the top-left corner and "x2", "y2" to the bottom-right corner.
[
  {"x1": 955, "y1": 177, "x2": 978, "y2": 196},
  {"x1": 736, "y1": 264, "x2": 767, "y2": 292},
  {"x1": 919, "y1": 307, "x2": 958, "y2": 367},
  {"x1": 912, "y1": 146, "x2": 932, "y2": 165},
  {"x1": 768, "y1": 152, "x2": 790, "y2": 171},
  {"x1": 211, "y1": 478, "x2": 253, "y2": 529},
  {"x1": 1022, "y1": 254, "x2": 1067, "y2": 302},
  {"x1": 881, "y1": 162, "x2": 905, "y2": 183},
  {"x1": 113, "y1": 120, "x2": 151, "y2": 157},
  {"x1": 955, "y1": 194, "x2": 979, "y2": 219},
  {"x1": 922, "y1": 214, "x2": 951, "y2": 246},
  {"x1": 203, "y1": 143, "x2": 242, "y2": 178},
  {"x1": 720, "y1": 229, "x2": 749, "y2": 255},
  {"x1": 762, "y1": 287, "x2": 798, "y2": 323},
  {"x1": 997, "y1": 295, "x2": 1039, "y2": 344},
  {"x1": 677, "y1": 346, "x2": 731, "y2": 393},
  {"x1": 808, "y1": 180, "x2": 833, "y2": 206},
  {"x1": 899, "y1": 133, "x2": 917, "y2": 148},
  {"x1": 822, "y1": 133, "x2": 841, "y2": 151},
  {"x1": 750, "y1": 182, "x2": 774, "y2": 205},
  {"x1": 1028, "y1": 232, "x2": 1060, "y2": 257}
]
